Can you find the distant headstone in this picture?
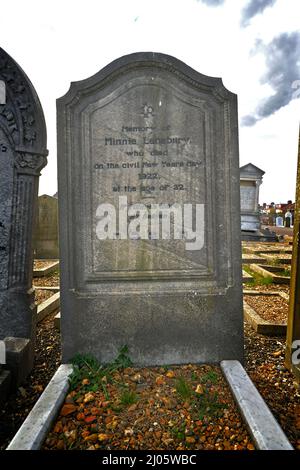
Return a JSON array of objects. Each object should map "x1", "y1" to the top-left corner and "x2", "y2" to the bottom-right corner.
[
  {"x1": 34, "y1": 195, "x2": 59, "y2": 259},
  {"x1": 285, "y1": 211, "x2": 292, "y2": 228},
  {"x1": 0, "y1": 48, "x2": 48, "y2": 372},
  {"x1": 276, "y1": 216, "x2": 284, "y2": 227},
  {"x1": 57, "y1": 53, "x2": 243, "y2": 365},
  {"x1": 240, "y1": 163, "x2": 264, "y2": 232}
]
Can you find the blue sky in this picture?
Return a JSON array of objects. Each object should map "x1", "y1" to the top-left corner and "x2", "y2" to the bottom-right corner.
[{"x1": 1, "y1": 0, "x2": 299, "y2": 203}]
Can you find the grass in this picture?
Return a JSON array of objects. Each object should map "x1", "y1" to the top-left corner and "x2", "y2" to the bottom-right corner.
[
  {"x1": 243, "y1": 265, "x2": 273, "y2": 286},
  {"x1": 69, "y1": 346, "x2": 133, "y2": 397},
  {"x1": 196, "y1": 391, "x2": 227, "y2": 420},
  {"x1": 119, "y1": 389, "x2": 138, "y2": 406},
  {"x1": 201, "y1": 370, "x2": 219, "y2": 385},
  {"x1": 175, "y1": 377, "x2": 193, "y2": 401}
]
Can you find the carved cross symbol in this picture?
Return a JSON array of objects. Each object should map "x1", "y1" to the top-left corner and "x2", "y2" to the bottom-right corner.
[{"x1": 142, "y1": 104, "x2": 154, "y2": 118}]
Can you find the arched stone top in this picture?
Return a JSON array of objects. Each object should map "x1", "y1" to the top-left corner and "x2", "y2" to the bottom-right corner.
[
  {"x1": 0, "y1": 47, "x2": 48, "y2": 158},
  {"x1": 58, "y1": 52, "x2": 235, "y2": 108}
]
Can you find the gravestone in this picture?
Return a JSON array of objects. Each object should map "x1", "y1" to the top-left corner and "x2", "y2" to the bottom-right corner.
[
  {"x1": 240, "y1": 163, "x2": 264, "y2": 232},
  {"x1": 285, "y1": 211, "x2": 292, "y2": 228},
  {"x1": 276, "y1": 216, "x2": 284, "y2": 227},
  {"x1": 33, "y1": 195, "x2": 59, "y2": 259},
  {"x1": 240, "y1": 163, "x2": 276, "y2": 241},
  {"x1": 57, "y1": 52, "x2": 243, "y2": 365},
  {"x1": 0, "y1": 48, "x2": 48, "y2": 377}
]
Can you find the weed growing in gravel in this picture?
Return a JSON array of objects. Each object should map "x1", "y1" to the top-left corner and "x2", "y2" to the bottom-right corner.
[
  {"x1": 120, "y1": 389, "x2": 138, "y2": 406},
  {"x1": 201, "y1": 370, "x2": 219, "y2": 385},
  {"x1": 195, "y1": 391, "x2": 227, "y2": 420},
  {"x1": 243, "y1": 266, "x2": 273, "y2": 286},
  {"x1": 175, "y1": 377, "x2": 193, "y2": 401},
  {"x1": 69, "y1": 346, "x2": 133, "y2": 396}
]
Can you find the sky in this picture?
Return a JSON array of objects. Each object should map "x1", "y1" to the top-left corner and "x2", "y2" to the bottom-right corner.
[{"x1": 1, "y1": 0, "x2": 299, "y2": 204}]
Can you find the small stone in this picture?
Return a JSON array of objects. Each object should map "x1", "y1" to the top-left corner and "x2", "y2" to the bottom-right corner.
[
  {"x1": 60, "y1": 404, "x2": 77, "y2": 416},
  {"x1": 195, "y1": 384, "x2": 204, "y2": 394},
  {"x1": 83, "y1": 392, "x2": 95, "y2": 403}
]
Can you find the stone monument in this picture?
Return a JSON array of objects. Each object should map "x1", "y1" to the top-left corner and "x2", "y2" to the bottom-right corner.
[
  {"x1": 0, "y1": 48, "x2": 48, "y2": 382},
  {"x1": 34, "y1": 195, "x2": 59, "y2": 259},
  {"x1": 240, "y1": 163, "x2": 276, "y2": 241},
  {"x1": 57, "y1": 52, "x2": 243, "y2": 365},
  {"x1": 276, "y1": 216, "x2": 284, "y2": 227}
]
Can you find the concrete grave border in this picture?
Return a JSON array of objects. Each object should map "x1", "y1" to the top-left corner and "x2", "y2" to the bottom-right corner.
[
  {"x1": 243, "y1": 245, "x2": 292, "y2": 255},
  {"x1": 260, "y1": 253, "x2": 292, "y2": 265},
  {"x1": 242, "y1": 270, "x2": 254, "y2": 283},
  {"x1": 244, "y1": 301, "x2": 287, "y2": 336},
  {"x1": 221, "y1": 361, "x2": 293, "y2": 450},
  {"x1": 242, "y1": 254, "x2": 267, "y2": 264},
  {"x1": 6, "y1": 364, "x2": 73, "y2": 450},
  {"x1": 37, "y1": 292, "x2": 60, "y2": 323},
  {"x1": 6, "y1": 361, "x2": 293, "y2": 450},
  {"x1": 33, "y1": 260, "x2": 59, "y2": 278},
  {"x1": 249, "y1": 264, "x2": 291, "y2": 284},
  {"x1": 243, "y1": 290, "x2": 288, "y2": 336}
]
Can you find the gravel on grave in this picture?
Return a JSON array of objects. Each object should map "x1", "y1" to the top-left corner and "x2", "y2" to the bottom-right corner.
[
  {"x1": 43, "y1": 365, "x2": 254, "y2": 451},
  {"x1": 34, "y1": 272, "x2": 60, "y2": 288},
  {"x1": 244, "y1": 322, "x2": 300, "y2": 450},
  {"x1": 243, "y1": 283, "x2": 290, "y2": 294},
  {"x1": 244, "y1": 295, "x2": 289, "y2": 325},
  {"x1": 0, "y1": 310, "x2": 61, "y2": 450},
  {"x1": 35, "y1": 289, "x2": 56, "y2": 306},
  {"x1": 34, "y1": 260, "x2": 57, "y2": 270}
]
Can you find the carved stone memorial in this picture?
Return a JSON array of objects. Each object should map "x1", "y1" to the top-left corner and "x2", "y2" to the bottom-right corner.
[
  {"x1": 0, "y1": 48, "x2": 48, "y2": 374},
  {"x1": 57, "y1": 53, "x2": 243, "y2": 365},
  {"x1": 34, "y1": 195, "x2": 59, "y2": 259}
]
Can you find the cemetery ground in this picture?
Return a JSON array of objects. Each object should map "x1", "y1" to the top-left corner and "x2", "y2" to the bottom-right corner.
[{"x1": 1, "y1": 244, "x2": 300, "y2": 451}]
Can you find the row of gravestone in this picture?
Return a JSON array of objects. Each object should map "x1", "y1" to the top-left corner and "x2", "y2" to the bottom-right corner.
[{"x1": 0, "y1": 47, "x2": 243, "y2": 396}]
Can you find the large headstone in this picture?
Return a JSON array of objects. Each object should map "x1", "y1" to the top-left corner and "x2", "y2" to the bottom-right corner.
[
  {"x1": 0, "y1": 48, "x2": 48, "y2": 372},
  {"x1": 33, "y1": 195, "x2": 59, "y2": 259},
  {"x1": 57, "y1": 52, "x2": 243, "y2": 365}
]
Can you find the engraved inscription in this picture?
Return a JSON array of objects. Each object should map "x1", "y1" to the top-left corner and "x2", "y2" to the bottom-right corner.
[{"x1": 83, "y1": 80, "x2": 214, "y2": 277}]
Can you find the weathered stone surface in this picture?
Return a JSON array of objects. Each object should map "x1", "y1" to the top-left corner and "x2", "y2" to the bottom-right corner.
[
  {"x1": 33, "y1": 195, "x2": 59, "y2": 259},
  {"x1": 57, "y1": 52, "x2": 243, "y2": 365},
  {"x1": 4, "y1": 337, "x2": 31, "y2": 389},
  {"x1": 0, "y1": 47, "x2": 48, "y2": 373},
  {"x1": 0, "y1": 369, "x2": 11, "y2": 406}
]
